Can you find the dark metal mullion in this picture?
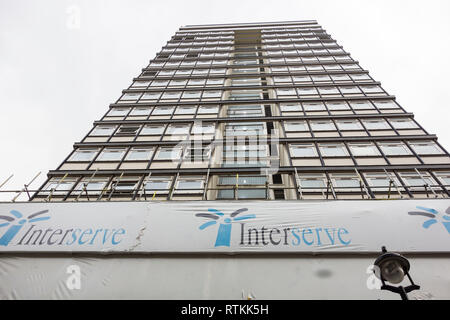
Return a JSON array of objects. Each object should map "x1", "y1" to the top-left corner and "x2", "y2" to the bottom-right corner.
[
  {"x1": 86, "y1": 146, "x2": 106, "y2": 170},
  {"x1": 135, "y1": 69, "x2": 371, "y2": 83},
  {"x1": 403, "y1": 140, "x2": 426, "y2": 165},
  {"x1": 392, "y1": 171, "x2": 414, "y2": 198},
  {"x1": 131, "y1": 175, "x2": 146, "y2": 201},
  {"x1": 62, "y1": 176, "x2": 83, "y2": 202},
  {"x1": 373, "y1": 141, "x2": 393, "y2": 166},
  {"x1": 96, "y1": 176, "x2": 114, "y2": 201},
  {"x1": 142, "y1": 59, "x2": 361, "y2": 73},
  {"x1": 428, "y1": 170, "x2": 450, "y2": 197}
]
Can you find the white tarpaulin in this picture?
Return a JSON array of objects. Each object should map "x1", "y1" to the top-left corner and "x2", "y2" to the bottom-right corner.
[{"x1": 0, "y1": 199, "x2": 449, "y2": 253}]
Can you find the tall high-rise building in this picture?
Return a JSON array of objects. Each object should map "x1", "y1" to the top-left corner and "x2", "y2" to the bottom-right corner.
[{"x1": 32, "y1": 20, "x2": 450, "y2": 202}]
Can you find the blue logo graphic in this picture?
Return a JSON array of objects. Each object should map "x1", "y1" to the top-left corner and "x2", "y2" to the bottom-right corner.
[
  {"x1": 0, "y1": 210, "x2": 50, "y2": 246},
  {"x1": 408, "y1": 206, "x2": 450, "y2": 234},
  {"x1": 195, "y1": 208, "x2": 255, "y2": 247}
]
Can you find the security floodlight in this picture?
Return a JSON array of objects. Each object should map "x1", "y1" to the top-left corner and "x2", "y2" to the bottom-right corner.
[{"x1": 373, "y1": 246, "x2": 420, "y2": 300}]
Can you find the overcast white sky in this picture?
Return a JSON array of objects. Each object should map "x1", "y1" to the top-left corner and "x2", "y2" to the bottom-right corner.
[{"x1": 0, "y1": 0, "x2": 449, "y2": 200}]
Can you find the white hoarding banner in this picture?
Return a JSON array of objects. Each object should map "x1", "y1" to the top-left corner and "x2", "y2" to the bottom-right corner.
[{"x1": 0, "y1": 200, "x2": 449, "y2": 253}]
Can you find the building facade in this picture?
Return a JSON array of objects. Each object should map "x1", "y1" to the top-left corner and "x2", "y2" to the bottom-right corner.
[{"x1": 32, "y1": 20, "x2": 450, "y2": 202}]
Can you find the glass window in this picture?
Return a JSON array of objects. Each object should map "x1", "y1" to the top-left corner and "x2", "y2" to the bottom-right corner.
[
  {"x1": 161, "y1": 91, "x2": 182, "y2": 100},
  {"x1": 219, "y1": 175, "x2": 266, "y2": 185},
  {"x1": 141, "y1": 125, "x2": 165, "y2": 135},
  {"x1": 434, "y1": 172, "x2": 450, "y2": 186},
  {"x1": 144, "y1": 177, "x2": 172, "y2": 193},
  {"x1": 206, "y1": 78, "x2": 224, "y2": 85},
  {"x1": 155, "y1": 147, "x2": 182, "y2": 160},
  {"x1": 192, "y1": 123, "x2": 215, "y2": 134},
  {"x1": 184, "y1": 146, "x2": 211, "y2": 162},
  {"x1": 141, "y1": 92, "x2": 161, "y2": 100},
  {"x1": 312, "y1": 75, "x2": 331, "y2": 82},
  {"x1": 350, "y1": 101, "x2": 374, "y2": 110},
  {"x1": 120, "y1": 92, "x2": 141, "y2": 101},
  {"x1": 409, "y1": 141, "x2": 444, "y2": 155},
  {"x1": 373, "y1": 100, "x2": 398, "y2": 109},
  {"x1": 74, "y1": 179, "x2": 107, "y2": 195},
  {"x1": 318, "y1": 86, "x2": 340, "y2": 94},
  {"x1": 169, "y1": 79, "x2": 187, "y2": 87},
  {"x1": 43, "y1": 180, "x2": 76, "y2": 193},
  {"x1": 131, "y1": 80, "x2": 150, "y2": 88},
  {"x1": 225, "y1": 122, "x2": 264, "y2": 136},
  {"x1": 364, "y1": 173, "x2": 400, "y2": 191},
  {"x1": 233, "y1": 59, "x2": 257, "y2": 65},
  {"x1": 303, "y1": 102, "x2": 326, "y2": 111},
  {"x1": 91, "y1": 126, "x2": 116, "y2": 136},
  {"x1": 202, "y1": 91, "x2": 222, "y2": 98},
  {"x1": 116, "y1": 125, "x2": 140, "y2": 135},
  {"x1": 69, "y1": 149, "x2": 98, "y2": 162},
  {"x1": 108, "y1": 108, "x2": 129, "y2": 116},
  {"x1": 181, "y1": 91, "x2": 202, "y2": 99},
  {"x1": 400, "y1": 173, "x2": 436, "y2": 188},
  {"x1": 290, "y1": 144, "x2": 317, "y2": 157},
  {"x1": 331, "y1": 175, "x2": 361, "y2": 189},
  {"x1": 319, "y1": 144, "x2": 349, "y2": 157},
  {"x1": 297, "y1": 87, "x2": 318, "y2": 95},
  {"x1": 227, "y1": 105, "x2": 263, "y2": 117},
  {"x1": 284, "y1": 122, "x2": 308, "y2": 132},
  {"x1": 114, "y1": 179, "x2": 139, "y2": 192},
  {"x1": 217, "y1": 175, "x2": 267, "y2": 199},
  {"x1": 379, "y1": 142, "x2": 412, "y2": 156},
  {"x1": 130, "y1": 107, "x2": 151, "y2": 116},
  {"x1": 348, "y1": 143, "x2": 380, "y2": 156},
  {"x1": 97, "y1": 148, "x2": 126, "y2": 161},
  {"x1": 336, "y1": 120, "x2": 363, "y2": 130},
  {"x1": 274, "y1": 76, "x2": 292, "y2": 83},
  {"x1": 310, "y1": 121, "x2": 336, "y2": 131},
  {"x1": 350, "y1": 73, "x2": 371, "y2": 81},
  {"x1": 152, "y1": 106, "x2": 174, "y2": 115},
  {"x1": 330, "y1": 74, "x2": 351, "y2": 81},
  {"x1": 198, "y1": 105, "x2": 219, "y2": 114},
  {"x1": 298, "y1": 175, "x2": 326, "y2": 190},
  {"x1": 231, "y1": 78, "x2": 261, "y2": 86},
  {"x1": 280, "y1": 103, "x2": 302, "y2": 112},
  {"x1": 125, "y1": 148, "x2": 154, "y2": 161},
  {"x1": 166, "y1": 124, "x2": 190, "y2": 135},
  {"x1": 340, "y1": 86, "x2": 361, "y2": 94},
  {"x1": 277, "y1": 88, "x2": 297, "y2": 96},
  {"x1": 389, "y1": 119, "x2": 419, "y2": 129},
  {"x1": 223, "y1": 144, "x2": 267, "y2": 159},
  {"x1": 175, "y1": 177, "x2": 205, "y2": 193},
  {"x1": 175, "y1": 106, "x2": 197, "y2": 114},
  {"x1": 326, "y1": 101, "x2": 349, "y2": 110},
  {"x1": 187, "y1": 79, "x2": 206, "y2": 86},
  {"x1": 361, "y1": 85, "x2": 383, "y2": 93},
  {"x1": 362, "y1": 119, "x2": 390, "y2": 130},
  {"x1": 228, "y1": 90, "x2": 261, "y2": 100},
  {"x1": 233, "y1": 68, "x2": 259, "y2": 73},
  {"x1": 292, "y1": 75, "x2": 311, "y2": 83}
]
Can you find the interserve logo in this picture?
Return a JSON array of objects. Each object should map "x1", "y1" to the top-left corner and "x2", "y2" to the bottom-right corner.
[
  {"x1": 0, "y1": 209, "x2": 50, "y2": 246},
  {"x1": 0, "y1": 208, "x2": 126, "y2": 247},
  {"x1": 408, "y1": 206, "x2": 450, "y2": 234},
  {"x1": 195, "y1": 208, "x2": 255, "y2": 247}
]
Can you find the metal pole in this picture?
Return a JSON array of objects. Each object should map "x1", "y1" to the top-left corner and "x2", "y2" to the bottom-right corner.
[
  {"x1": 294, "y1": 167, "x2": 303, "y2": 200},
  {"x1": 383, "y1": 169, "x2": 403, "y2": 199},
  {"x1": 415, "y1": 168, "x2": 437, "y2": 198},
  {"x1": 203, "y1": 168, "x2": 210, "y2": 200},
  {"x1": 108, "y1": 172, "x2": 124, "y2": 201},
  {"x1": 0, "y1": 174, "x2": 13, "y2": 190},
  {"x1": 235, "y1": 173, "x2": 239, "y2": 200},
  {"x1": 76, "y1": 169, "x2": 98, "y2": 201},
  {"x1": 12, "y1": 172, "x2": 41, "y2": 202}
]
